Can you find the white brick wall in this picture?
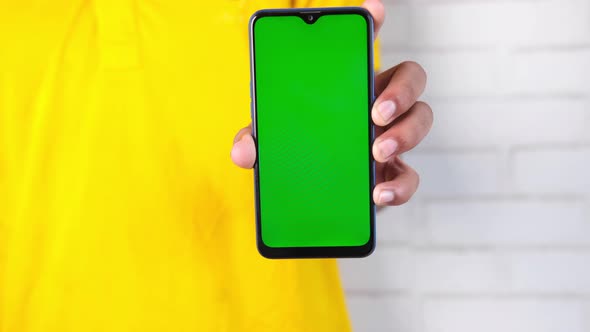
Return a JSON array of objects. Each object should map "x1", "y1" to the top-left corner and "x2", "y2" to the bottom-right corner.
[
  {"x1": 424, "y1": 200, "x2": 589, "y2": 246},
  {"x1": 340, "y1": 0, "x2": 590, "y2": 330},
  {"x1": 514, "y1": 148, "x2": 590, "y2": 194},
  {"x1": 421, "y1": 99, "x2": 590, "y2": 148},
  {"x1": 340, "y1": 248, "x2": 413, "y2": 291},
  {"x1": 347, "y1": 296, "x2": 419, "y2": 332},
  {"x1": 408, "y1": 1, "x2": 590, "y2": 49},
  {"x1": 404, "y1": 151, "x2": 502, "y2": 195},
  {"x1": 424, "y1": 299, "x2": 585, "y2": 332}
]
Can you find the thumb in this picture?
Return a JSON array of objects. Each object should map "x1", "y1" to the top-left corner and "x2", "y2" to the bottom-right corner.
[
  {"x1": 231, "y1": 125, "x2": 257, "y2": 169},
  {"x1": 362, "y1": 0, "x2": 385, "y2": 36}
]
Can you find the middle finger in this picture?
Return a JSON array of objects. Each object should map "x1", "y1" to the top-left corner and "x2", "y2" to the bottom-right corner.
[{"x1": 372, "y1": 101, "x2": 433, "y2": 162}]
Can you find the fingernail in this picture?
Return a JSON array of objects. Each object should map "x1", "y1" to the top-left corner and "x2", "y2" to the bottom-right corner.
[
  {"x1": 378, "y1": 139, "x2": 398, "y2": 160},
  {"x1": 377, "y1": 100, "x2": 396, "y2": 123},
  {"x1": 378, "y1": 190, "x2": 394, "y2": 204}
]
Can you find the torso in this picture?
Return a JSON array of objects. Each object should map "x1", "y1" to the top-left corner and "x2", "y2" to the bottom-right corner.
[{"x1": 0, "y1": 1, "x2": 350, "y2": 331}]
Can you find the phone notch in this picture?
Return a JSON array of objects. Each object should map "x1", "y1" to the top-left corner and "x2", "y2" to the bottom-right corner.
[{"x1": 300, "y1": 11, "x2": 321, "y2": 24}]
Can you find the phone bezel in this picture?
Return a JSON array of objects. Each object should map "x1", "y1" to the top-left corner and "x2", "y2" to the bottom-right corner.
[{"x1": 249, "y1": 7, "x2": 376, "y2": 259}]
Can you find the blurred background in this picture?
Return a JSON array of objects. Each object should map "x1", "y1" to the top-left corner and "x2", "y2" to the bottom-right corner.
[{"x1": 340, "y1": 0, "x2": 590, "y2": 330}]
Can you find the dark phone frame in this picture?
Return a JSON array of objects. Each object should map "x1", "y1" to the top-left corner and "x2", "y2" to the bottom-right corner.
[{"x1": 249, "y1": 7, "x2": 376, "y2": 259}]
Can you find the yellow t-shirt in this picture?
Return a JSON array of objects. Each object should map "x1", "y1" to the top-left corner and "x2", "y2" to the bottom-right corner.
[{"x1": 0, "y1": 1, "x2": 376, "y2": 331}]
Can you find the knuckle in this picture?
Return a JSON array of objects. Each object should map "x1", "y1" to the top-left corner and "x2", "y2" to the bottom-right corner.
[
  {"x1": 397, "y1": 173, "x2": 419, "y2": 204},
  {"x1": 404, "y1": 163, "x2": 420, "y2": 187},
  {"x1": 416, "y1": 101, "x2": 434, "y2": 130},
  {"x1": 395, "y1": 132, "x2": 411, "y2": 152},
  {"x1": 401, "y1": 61, "x2": 427, "y2": 79},
  {"x1": 392, "y1": 85, "x2": 415, "y2": 109},
  {"x1": 412, "y1": 167, "x2": 421, "y2": 189},
  {"x1": 395, "y1": 187, "x2": 411, "y2": 205},
  {"x1": 400, "y1": 60, "x2": 419, "y2": 69},
  {"x1": 391, "y1": 120, "x2": 419, "y2": 152}
]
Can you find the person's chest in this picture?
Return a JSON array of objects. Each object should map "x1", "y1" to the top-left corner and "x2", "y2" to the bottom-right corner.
[
  {"x1": 0, "y1": 0, "x2": 292, "y2": 162},
  {"x1": 0, "y1": 0, "x2": 292, "y2": 207}
]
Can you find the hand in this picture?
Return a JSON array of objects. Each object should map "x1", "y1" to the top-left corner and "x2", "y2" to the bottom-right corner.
[{"x1": 231, "y1": 0, "x2": 433, "y2": 207}]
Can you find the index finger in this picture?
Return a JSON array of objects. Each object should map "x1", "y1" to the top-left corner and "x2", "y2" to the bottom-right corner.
[
  {"x1": 362, "y1": 0, "x2": 385, "y2": 36},
  {"x1": 372, "y1": 61, "x2": 427, "y2": 127}
]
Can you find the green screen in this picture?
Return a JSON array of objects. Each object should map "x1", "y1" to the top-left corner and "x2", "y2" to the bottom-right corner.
[{"x1": 254, "y1": 13, "x2": 371, "y2": 248}]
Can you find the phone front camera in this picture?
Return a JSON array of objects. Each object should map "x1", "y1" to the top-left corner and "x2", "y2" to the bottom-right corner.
[{"x1": 307, "y1": 15, "x2": 314, "y2": 21}]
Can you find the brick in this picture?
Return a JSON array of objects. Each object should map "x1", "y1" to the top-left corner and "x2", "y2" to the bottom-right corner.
[
  {"x1": 408, "y1": 1, "x2": 590, "y2": 48},
  {"x1": 339, "y1": 248, "x2": 412, "y2": 291},
  {"x1": 415, "y1": 251, "x2": 507, "y2": 293},
  {"x1": 582, "y1": 302, "x2": 590, "y2": 332},
  {"x1": 403, "y1": 151, "x2": 501, "y2": 196},
  {"x1": 513, "y1": 148, "x2": 590, "y2": 194},
  {"x1": 347, "y1": 1, "x2": 590, "y2": 330},
  {"x1": 346, "y1": 296, "x2": 418, "y2": 332},
  {"x1": 376, "y1": 200, "x2": 417, "y2": 244},
  {"x1": 424, "y1": 200, "x2": 590, "y2": 246},
  {"x1": 381, "y1": 51, "x2": 503, "y2": 97},
  {"x1": 425, "y1": 299, "x2": 584, "y2": 332},
  {"x1": 504, "y1": 49, "x2": 590, "y2": 95},
  {"x1": 380, "y1": 3, "x2": 410, "y2": 47},
  {"x1": 420, "y1": 99, "x2": 590, "y2": 148},
  {"x1": 510, "y1": 252, "x2": 590, "y2": 293},
  {"x1": 381, "y1": 49, "x2": 590, "y2": 98}
]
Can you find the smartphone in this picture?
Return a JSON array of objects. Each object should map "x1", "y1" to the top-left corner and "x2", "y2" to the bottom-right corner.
[{"x1": 249, "y1": 7, "x2": 375, "y2": 258}]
